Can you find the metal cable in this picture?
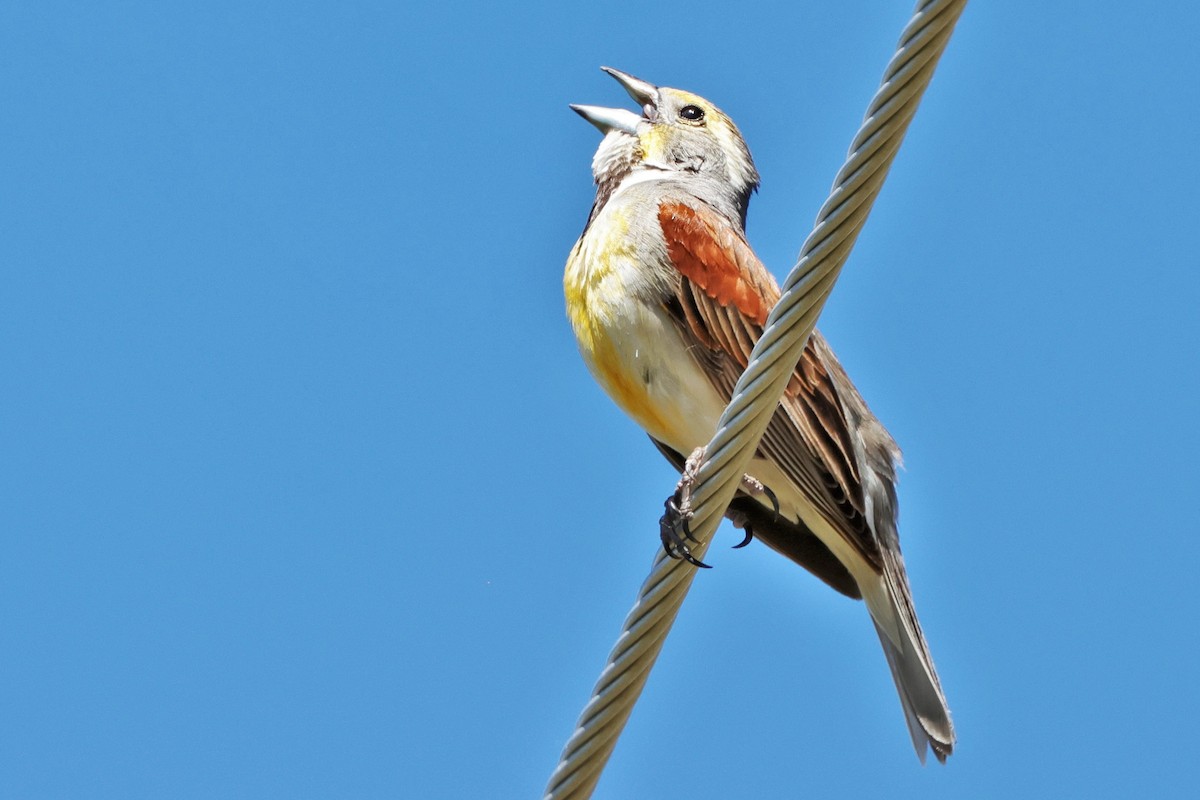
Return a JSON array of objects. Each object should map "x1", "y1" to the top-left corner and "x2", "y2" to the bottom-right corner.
[{"x1": 545, "y1": 2, "x2": 967, "y2": 796}]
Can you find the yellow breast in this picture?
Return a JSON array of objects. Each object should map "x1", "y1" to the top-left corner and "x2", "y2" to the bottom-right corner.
[{"x1": 564, "y1": 213, "x2": 727, "y2": 451}]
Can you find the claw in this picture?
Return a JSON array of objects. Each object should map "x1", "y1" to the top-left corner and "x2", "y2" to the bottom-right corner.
[
  {"x1": 761, "y1": 485, "x2": 780, "y2": 520},
  {"x1": 660, "y1": 536, "x2": 676, "y2": 559},
  {"x1": 726, "y1": 508, "x2": 755, "y2": 550},
  {"x1": 659, "y1": 492, "x2": 711, "y2": 568},
  {"x1": 732, "y1": 525, "x2": 754, "y2": 549},
  {"x1": 738, "y1": 474, "x2": 780, "y2": 520},
  {"x1": 680, "y1": 502, "x2": 699, "y2": 543}
]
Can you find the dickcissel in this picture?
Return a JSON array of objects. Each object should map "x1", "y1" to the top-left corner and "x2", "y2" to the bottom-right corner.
[{"x1": 563, "y1": 67, "x2": 955, "y2": 763}]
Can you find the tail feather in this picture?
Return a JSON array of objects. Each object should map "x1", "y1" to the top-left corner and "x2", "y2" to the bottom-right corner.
[
  {"x1": 810, "y1": 331, "x2": 955, "y2": 761},
  {"x1": 871, "y1": 619, "x2": 953, "y2": 763},
  {"x1": 864, "y1": 557, "x2": 955, "y2": 763}
]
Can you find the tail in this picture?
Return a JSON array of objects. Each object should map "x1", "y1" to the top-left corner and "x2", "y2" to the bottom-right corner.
[
  {"x1": 862, "y1": 554, "x2": 955, "y2": 764},
  {"x1": 809, "y1": 332, "x2": 955, "y2": 762}
]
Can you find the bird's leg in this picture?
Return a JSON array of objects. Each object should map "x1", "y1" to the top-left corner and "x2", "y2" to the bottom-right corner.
[{"x1": 660, "y1": 449, "x2": 782, "y2": 564}]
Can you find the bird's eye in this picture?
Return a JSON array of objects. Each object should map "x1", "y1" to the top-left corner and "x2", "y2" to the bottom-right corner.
[{"x1": 679, "y1": 105, "x2": 705, "y2": 122}]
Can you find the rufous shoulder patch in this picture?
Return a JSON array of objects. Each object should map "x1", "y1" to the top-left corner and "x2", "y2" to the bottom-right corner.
[{"x1": 658, "y1": 202, "x2": 776, "y2": 326}]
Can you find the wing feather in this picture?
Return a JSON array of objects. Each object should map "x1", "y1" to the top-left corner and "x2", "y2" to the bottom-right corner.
[{"x1": 658, "y1": 199, "x2": 886, "y2": 569}]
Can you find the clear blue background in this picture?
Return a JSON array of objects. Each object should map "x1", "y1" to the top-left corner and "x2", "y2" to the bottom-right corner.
[{"x1": 4, "y1": 1, "x2": 1198, "y2": 797}]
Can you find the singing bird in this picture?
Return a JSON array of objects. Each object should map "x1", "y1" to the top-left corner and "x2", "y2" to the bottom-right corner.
[{"x1": 563, "y1": 68, "x2": 955, "y2": 762}]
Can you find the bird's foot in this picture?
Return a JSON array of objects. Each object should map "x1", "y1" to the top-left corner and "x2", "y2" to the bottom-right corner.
[
  {"x1": 725, "y1": 508, "x2": 755, "y2": 549},
  {"x1": 659, "y1": 448, "x2": 710, "y2": 567},
  {"x1": 737, "y1": 474, "x2": 779, "y2": 518},
  {"x1": 725, "y1": 476, "x2": 778, "y2": 549},
  {"x1": 659, "y1": 449, "x2": 781, "y2": 564}
]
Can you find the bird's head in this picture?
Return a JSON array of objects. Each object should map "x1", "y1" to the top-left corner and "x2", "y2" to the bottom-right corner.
[{"x1": 572, "y1": 67, "x2": 760, "y2": 226}]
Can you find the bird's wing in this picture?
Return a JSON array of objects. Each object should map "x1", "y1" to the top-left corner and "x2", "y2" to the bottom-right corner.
[
  {"x1": 657, "y1": 199, "x2": 889, "y2": 571},
  {"x1": 657, "y1": 198, "x2": 954, "y2": 761}
]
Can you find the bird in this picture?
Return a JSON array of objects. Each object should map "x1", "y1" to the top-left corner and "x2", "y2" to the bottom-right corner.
[{"x1": 563, "y1": 67, "x2": 955, "y2": 763}]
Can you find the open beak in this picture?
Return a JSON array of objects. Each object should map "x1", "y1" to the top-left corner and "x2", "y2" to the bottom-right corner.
[
  {"x1": 570, "y1": 66, "x2": 660, "y2": 134},
  {"x1": 569, "y1": 104, "x2": 641, "y2": 135},
  {"x1": 600, "y1": 66, "x2": 658, "y2": 107}
]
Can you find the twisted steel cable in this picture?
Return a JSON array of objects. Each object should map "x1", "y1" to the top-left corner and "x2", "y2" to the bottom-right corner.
[{"x1": 546, "y1": 2, "x2": 968, "y2": 796}]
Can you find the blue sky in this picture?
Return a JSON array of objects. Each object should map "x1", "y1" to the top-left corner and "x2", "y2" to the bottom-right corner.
[{"x1": 4, "y1": 1, "x2": 1199, "y2": 797}]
